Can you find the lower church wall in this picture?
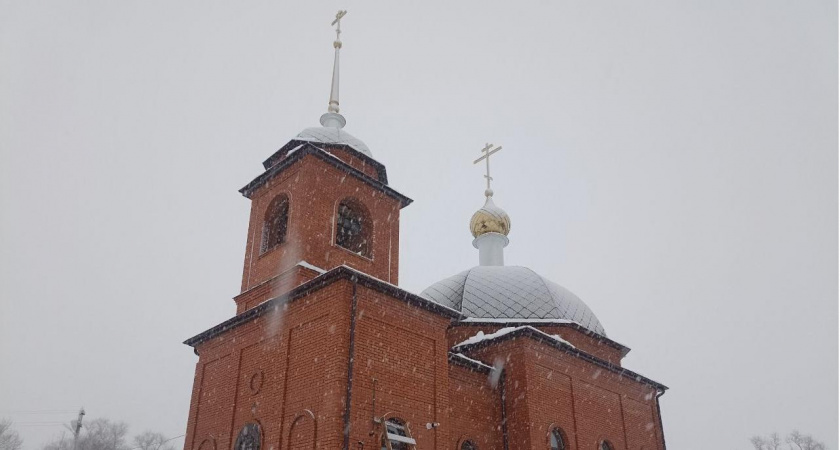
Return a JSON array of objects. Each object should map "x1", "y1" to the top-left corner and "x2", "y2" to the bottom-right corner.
[
  {"x1": 523, "y1": 340, "x2": 663, "y2": 450},
  {"x1": 184, "y1": 280, "x2": 353, "y2": 450},
  {"x1": 463, "y1": 338, "x2": 663, "y2": 450},
  {"x1": 344, "y1": 285, "x2": 453, "y2": 450},
  {"x1": 447, "y1": 365, "x2": 503, "y2": 450},
  {"x1": 182, "y1": 278, "x2": 664, "y2": 450}
]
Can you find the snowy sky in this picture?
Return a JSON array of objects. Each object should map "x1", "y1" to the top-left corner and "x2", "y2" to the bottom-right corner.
[{"x1": 1, "y1": 2, "x2": 837, "y2": 450}]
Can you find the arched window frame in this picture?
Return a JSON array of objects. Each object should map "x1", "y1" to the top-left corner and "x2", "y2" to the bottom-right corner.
[
  {"x1": 334, "y1": 197, "x2": 373, "y2": 258},
  {"x1": 260, "y1": 194, "x2": 289, "y2": 254},
  {"x1": 548, "y1": 426, "x2": 567, "y2": 450},
  {"x1": 459, "y1": 439, "x2": 478, "y2": 450},
  {"x1": 233, "y1": 422, "x2": 261, "y2": 450},
  {"x1": 599, "y1": 440, "x2": 614, "y2": 450},
  {"x1": 287, "y1": 409, "x2": 317, "y2": 450},
  {"x1": 381, "y1": 417, "x2": 415, "y2": 450}
]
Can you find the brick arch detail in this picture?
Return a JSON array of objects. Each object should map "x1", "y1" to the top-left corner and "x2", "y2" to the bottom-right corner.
[
  {"x1": 455, "y1": 436, "x2": 479, "y2": 449},
  {"x1": 260, "y1": 192, "x2": 292, "y2": 253},
  {"x1": 286, "y1": 409, "x2": 317, "y2": 450},
  {"x1": 547, "y1": 423, "x2": 571, "y2": 450}
]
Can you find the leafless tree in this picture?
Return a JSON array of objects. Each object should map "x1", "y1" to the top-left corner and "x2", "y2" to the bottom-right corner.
[
  {"x1": 133, "y1": 432, "x2": 176, "y2": 450},
  {"x1": 78, "y1": 418, "x2": 130, "y2": 450},
  {"x1": 751, "y1": 431, "x2": 826, "y2": 450},
  {"x1": 787, "y1": 430, "x2": 827, "y2": 450},
  {"x1": 42, "y1": 418, "x2": 179, "y2": 450},
  {"x1": 0, "y1": 420, "x2": 24, "y2": 450},
  {"x1": 42, "y1": 432, "x2": 73, "y2": 450},
  {"x1": 42, "y1": 418, "x2": 129, "y2": 450}
]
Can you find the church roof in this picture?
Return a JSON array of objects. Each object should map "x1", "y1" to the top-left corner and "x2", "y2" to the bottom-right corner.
[
  {"x1": 295, "y1": 126, "x2": 372, "y2": 157},
  {"x1": 452, "y1": 325, "x2": 668, "y2": 391},
  {"x1": 420, "y1": 266, "x2": 607, "y2": 336},
  {"x1": 240, "y1": 142, "x2": 411, "y2": 207}
]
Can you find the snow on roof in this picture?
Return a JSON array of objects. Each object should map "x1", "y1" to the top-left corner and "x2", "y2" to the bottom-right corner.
[
  {"x1": 420, "y1": 266, "x2": 607, "y2": 336},
  {"x1": 285, "y1": 143, "x2": 305, "y2": 157},
  {"x1": 296, "y1": 260, "x2": 326, "y2": 274},
  {"x1": 449, "y1": 352, "x2": 495, "y2": 371},
  {"x1": 295, "y1": 126, "x2": 373, "y2": 157},
  {"x1": 336, "y1": 265, "x2": 465, "y2": 317},
  {"x1": 453, "y1": 326, "x2": 576, "y2": 350},
  {"x1": 460, "y1": 317, "x2": 575, "y2": 324}
]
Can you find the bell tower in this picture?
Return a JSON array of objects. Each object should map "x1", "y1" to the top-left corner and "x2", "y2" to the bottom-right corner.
[{"x1": 233, "y1": 12, "x2": 411, "y2": 313}]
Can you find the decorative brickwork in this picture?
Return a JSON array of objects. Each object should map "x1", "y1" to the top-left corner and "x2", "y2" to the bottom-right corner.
[{"x1": 182, "y1": 135, "x2": 667, "y2": 450}]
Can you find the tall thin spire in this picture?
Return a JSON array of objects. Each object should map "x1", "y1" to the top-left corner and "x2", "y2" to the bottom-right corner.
[{"x1": 320, "y1": 10, "x2": 347, "y2": 129}]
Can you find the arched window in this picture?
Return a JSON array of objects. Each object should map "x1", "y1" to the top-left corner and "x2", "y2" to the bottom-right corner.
[
  {"x1": 550, "y1": 428, "x2": 566, "y2": 450},
  {"x1": 460, "y1": 440, "x2": 477, "y2": 450},
  {"x1": 599, "y1": 440, "x2": 614, "y2": 450},
  {"x1": 381, "y1": 418, "x2": 415, "y2": 450},
  {"x1": 233, "y1": 423, "x2": 261, "y2": 450},
  {"x1": 261, "y1": 194, "x2": 289, "y2": 253},
  {"x1": 335, "y1": 198, "x2": 371, "y2": 257}
]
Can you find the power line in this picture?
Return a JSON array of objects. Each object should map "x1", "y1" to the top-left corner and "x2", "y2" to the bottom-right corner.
[
  {"x1": 125, "y1": 434, "x2": 185, "y2": 450},
  {"x1": 13, "y1": 422, "x2": 68, "y2": 424}
]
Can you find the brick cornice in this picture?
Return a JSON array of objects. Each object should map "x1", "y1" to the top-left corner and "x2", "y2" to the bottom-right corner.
[
  {"x1": 262, "y1": 140, "x2": 389, "y2": 184},
  {"x1": 454, "y1": 326, "x2": 668, "y2": 392},
  {"x1": 452, "y1": 319, "x2": 631, "y2": 357},
  {"x1": 184, "y1": 265, "x2": 463, "y2": 348},
  {"x1": 447, "y1": 352, "x2": 493, "y2": 374},
  {"x1": 239, "y1": 143, "x2": 411, "y2": 207}
]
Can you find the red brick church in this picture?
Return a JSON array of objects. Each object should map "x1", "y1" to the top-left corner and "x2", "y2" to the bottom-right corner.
[{"x1": 182, "y1": 12, "x2": 667, "y2": 450}]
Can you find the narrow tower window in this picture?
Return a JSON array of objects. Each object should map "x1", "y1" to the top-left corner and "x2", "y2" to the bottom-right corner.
[
  {"x1": 599, "y1": 441, "x2": 614, "y2": 450},
  {"x1": 234, "y1": 423, "x2": 261, "y2": 450},
  {"x1": 460, "y1": 440, "x2": 477, "y2": 450},
  {"x1": 335, "y1": 198, "x2": 371, "y2": 257},
  {"x1": 381, "y1": 418, "x2": 415, "y2": 450},
  {"x1": 550, "y1": 428, "x2": 566, "y2": 450},
  {"x1": 261, "y1": 194, "x2": 289, "y2": 253}
]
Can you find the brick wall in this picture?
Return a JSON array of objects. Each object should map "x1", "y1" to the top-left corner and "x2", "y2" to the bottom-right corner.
[
  {"x1": 447, "y1": 365, "x2": 503, "y2": 450},
  {"x1": 184, "y1": 280, "x2": 353, "y2": 450},
  {"x1": 462, "y1": 337, "x2": 663, "y2": 450},
  {"x1": 184, "y1": 276, "x2": 665, "y2": 450},
  {"x1": 345, "y1": 285, "x2": 453, "y2": 450},
  {"x1": 239, "y1": 154, "x2": 402, "y2": 295}
]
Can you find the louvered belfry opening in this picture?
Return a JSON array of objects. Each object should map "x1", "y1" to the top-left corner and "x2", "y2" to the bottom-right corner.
[
  {"x1": 261, "y1": 194, "x2": 289, "y2": 253},
  {"x1": 335, "y1": 197, "x2": 371, "y2": 257}
]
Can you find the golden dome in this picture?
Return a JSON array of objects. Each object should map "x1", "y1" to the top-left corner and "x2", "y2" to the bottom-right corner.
[{"x1": 470, "y1": 194, "x2": 511, "y2": 238}]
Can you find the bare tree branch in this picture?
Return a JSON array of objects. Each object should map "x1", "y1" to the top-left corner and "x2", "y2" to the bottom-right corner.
[{"x1": 0, "y1": 420, "x2": 24, "y2": 450}]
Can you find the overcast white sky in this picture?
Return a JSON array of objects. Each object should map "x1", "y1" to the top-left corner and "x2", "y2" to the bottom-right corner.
[{"x1": 1, "y1": 2, "x2": 837, "y2": 450}]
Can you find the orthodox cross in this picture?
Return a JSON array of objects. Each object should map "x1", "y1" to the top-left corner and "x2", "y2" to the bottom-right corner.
[
  {"x1": 332, "y1": 10, "x2": 347, "y2": 43},
  {"x1": 473, "y1": 143, "x2": 503, "y2": 192}
]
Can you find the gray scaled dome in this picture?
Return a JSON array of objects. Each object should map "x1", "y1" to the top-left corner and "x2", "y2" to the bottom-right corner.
[
  {"x1": 296, "y1": 126, "x2": 372, "y2": 158},
  {"x1": 421, "y1": 266, "x2": 606, "y2": 336}
]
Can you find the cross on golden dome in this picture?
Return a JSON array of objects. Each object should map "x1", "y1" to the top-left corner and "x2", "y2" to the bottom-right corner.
[{"x1": 473, "y1": 143, "x2": 502, "y2": 197}]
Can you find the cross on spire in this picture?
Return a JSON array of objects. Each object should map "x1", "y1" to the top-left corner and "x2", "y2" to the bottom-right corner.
[
  {"x1": 321, "y1": 10, "x2": 348, "y2": 127},
  {"x1": 473, "y1": 143, "x2": 503, "y2": 197},
  {"x1": 331, "y1": 10, "x2": 346, "y2": 45}
]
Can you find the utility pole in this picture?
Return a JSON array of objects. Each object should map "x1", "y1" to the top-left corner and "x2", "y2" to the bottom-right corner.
[{"x1": 72, "y1": 408, "x2": 85, "y2": 450}]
